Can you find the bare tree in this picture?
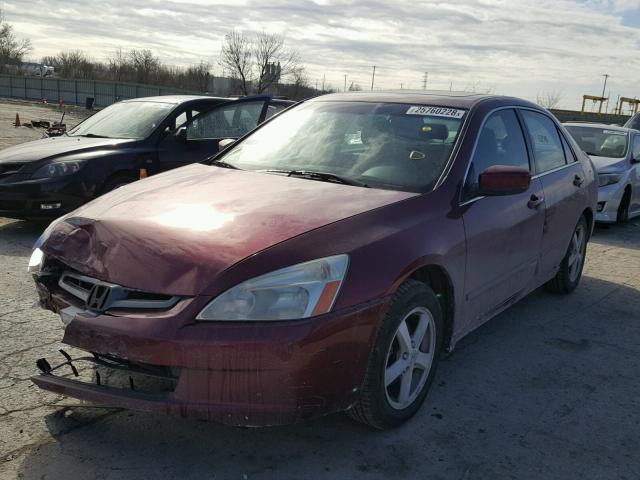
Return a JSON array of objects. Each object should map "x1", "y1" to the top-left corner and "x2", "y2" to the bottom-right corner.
[
  {"x1": 253, "y1": 32, "x2": 299, "y2": 93},
  {"x1": 129, "y1": 49, "x2": 161, "y2": 84},
  {"x1": 536, "y1": 91, "x2": 563, "y2": 109},
  {"x1": 220, "y1": 30, "x2": 252, "y2": 95},
  {"x1": 184, "y1": 61, "x2": 212, "y2": 92},
  {"x1": 108, "y1": 47, "x2": 131, "y2": 82},
  {"x1": 0, "y1": 10, "x2": 31, "y2": 73},
  {"x1": 49, "y1": 50, "x2": 95, "y2": 79}
]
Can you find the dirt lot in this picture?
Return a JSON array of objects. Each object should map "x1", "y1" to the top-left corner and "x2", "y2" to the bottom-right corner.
[
  {"x1": 0, "y1": 99, "x2": 92, "y2": 150},
  {"x1": 0, "y1": 100, "x2": 639, "y2": 479}
]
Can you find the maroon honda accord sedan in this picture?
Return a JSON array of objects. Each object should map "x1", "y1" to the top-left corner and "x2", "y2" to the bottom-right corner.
[{"x1": 29, "y1": 91, "x2": 597, "y2": 429}]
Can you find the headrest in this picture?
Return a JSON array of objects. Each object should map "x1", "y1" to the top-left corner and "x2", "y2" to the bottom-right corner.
[{"x1": 420, "y1": 123, "x2": 449, "y2": 141}]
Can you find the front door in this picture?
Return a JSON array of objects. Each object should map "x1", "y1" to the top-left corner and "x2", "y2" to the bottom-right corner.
[
  {"x1": 156, "y1": 97, "x2": 270, "y2": 172},
  {"x1": 519, "y1": 109, "x2": 589, "y2": 278},
  {"x1": 462, "y1": 108, "x2": 545, "y2": 327}
]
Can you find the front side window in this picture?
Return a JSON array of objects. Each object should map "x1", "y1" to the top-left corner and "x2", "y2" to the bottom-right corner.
[
  {"x1": 216, "y1": 101, "x2": 467, "y2": 193},
  {"x1": 521, "y1": 110, "x2": 567, "y2": 172},
  {"x1": 68, "y1": 101, "x2": 174, "y2": 139},
  {"x1": 187, "y1": 101, "x2": 265, "y2": 140},
  {"x1": 464, "y1": 109, "x2": 530, "y2": 195},
  {"x1": 564, "y1": 125, "x2": 629, "y2": 159}
]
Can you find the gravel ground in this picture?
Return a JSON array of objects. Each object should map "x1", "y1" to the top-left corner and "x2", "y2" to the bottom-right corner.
[
  {"x1": 0, "y1": 99, "x2": 93, "y2": 150},
  {"x1": 0, "y1": 100, "x2": 639, "y2": 479}
]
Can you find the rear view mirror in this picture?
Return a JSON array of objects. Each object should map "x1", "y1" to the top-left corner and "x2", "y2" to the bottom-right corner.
[
  {"x1": 174, "y1": 127, "x2": 187, "y2": 143},
  {"x1": 478, "y1": 165, "x2": 531, "y2": 196},
  {"x1": 218, "y1": 138, "x2": 236, "y2": 150}
]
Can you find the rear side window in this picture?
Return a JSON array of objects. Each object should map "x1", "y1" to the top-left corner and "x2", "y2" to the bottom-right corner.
[
  {"x1": 465, "y1": 109, "x2": 530, "y2": 194},
  {"x1": 560, "y1": 133, "x2": 576, "y2": 162},
  {"x1": 521, "y1": 110, "x2": 566, "y2": 173}
]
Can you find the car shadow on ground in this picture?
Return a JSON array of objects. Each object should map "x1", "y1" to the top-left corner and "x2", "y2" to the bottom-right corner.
[{"x1": 16, "y1": 275, "x2": 640, "y2": 479}]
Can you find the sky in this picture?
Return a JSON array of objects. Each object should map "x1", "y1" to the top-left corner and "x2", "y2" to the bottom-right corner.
[{"x1": 6, "y1": 0, "x2": 640, "y2": 110}]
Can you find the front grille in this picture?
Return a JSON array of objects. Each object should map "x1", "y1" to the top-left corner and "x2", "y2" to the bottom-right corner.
[{"x1": 58, "y1": 271, "x2": 180, "y2": 312}]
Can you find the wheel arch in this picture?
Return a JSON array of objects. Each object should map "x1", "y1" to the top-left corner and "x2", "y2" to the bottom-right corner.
[{"x1": 407, "y1": 264, "x2": 455, "y2": 352}]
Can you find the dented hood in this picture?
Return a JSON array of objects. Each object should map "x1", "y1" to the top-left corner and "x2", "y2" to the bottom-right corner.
[{"x1": 41, "y1": 164, "x2": 415, "y2": 296}]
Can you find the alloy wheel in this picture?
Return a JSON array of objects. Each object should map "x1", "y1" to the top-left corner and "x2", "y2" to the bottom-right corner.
[
  {"x1": 567, "y1": 223, "x2": 586, "y2": 283},
  {"x1": 384, "y1": 306, "x2": 436, "y2": 410}
]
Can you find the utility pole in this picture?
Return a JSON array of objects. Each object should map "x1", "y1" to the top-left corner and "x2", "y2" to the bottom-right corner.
[
  {"x1": 322, "y1": 74, "x2": 326, "y2": 92},
  {"x1": 601, "y1": 74, "x2": 609, "y2": 99},
  {"x1": 400, "y1": 82, "x2": 403, "y2": 89},
  {"x1": 344, "y1": 74, "x2": 347, "y2": 92},
  {"x1": 423, "y1": 72, "x2": 428, "y2": 90},
  {"x1": 371, "y1": 66, "x2": 376, "y2": 91}
]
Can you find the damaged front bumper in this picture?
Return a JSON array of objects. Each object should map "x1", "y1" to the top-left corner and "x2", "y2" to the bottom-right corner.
[{"x1": 31, "y1": 283, "x2": 387, "y2": 426}]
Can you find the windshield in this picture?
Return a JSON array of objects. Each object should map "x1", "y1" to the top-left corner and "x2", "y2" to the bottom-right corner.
[
  {"x1": 565, "y1": 126, "x2": 628, "y2": 158},
  {"x1": 216, "y1": 101, "x2": 466, "y2": 192},
  {"x1": 68, "y1": 101, "x2": 174, "y2": 139}
]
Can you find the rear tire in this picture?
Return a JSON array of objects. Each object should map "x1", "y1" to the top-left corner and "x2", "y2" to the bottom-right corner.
[
  {"x1": 616, "y1": 188, "x2": 631, "y2": 223},
  {"x1": 348, "y1": 280, "x2": 443, "y2": 429},
  {"x1": 545, "y1": 215, "x2": 588, "y2": 294}
]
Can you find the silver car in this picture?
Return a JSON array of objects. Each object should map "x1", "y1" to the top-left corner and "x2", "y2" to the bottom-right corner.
[{"x1": 564, "y1": 123, "x2": 640, "y2": 223}]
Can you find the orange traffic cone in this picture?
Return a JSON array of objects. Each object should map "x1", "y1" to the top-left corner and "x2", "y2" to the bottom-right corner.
[{"x1": 14, "y1": 113, "x2": 20, "y2": 127}]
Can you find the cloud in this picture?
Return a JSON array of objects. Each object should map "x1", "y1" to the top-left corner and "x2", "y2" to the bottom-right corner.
[{"x1": 5, "y1": 0, "x2": 640, "y2": 109}]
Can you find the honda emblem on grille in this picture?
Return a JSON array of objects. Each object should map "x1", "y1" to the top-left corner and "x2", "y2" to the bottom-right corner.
[{"x1": 86, "y1": 284, "x2": 112, "y2": 312}]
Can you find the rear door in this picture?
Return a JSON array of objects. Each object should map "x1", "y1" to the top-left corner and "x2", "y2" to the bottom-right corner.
[
  {"x1": 519, "y1": 109, "x2": 589, "y2": 278},
  {"x1": 462, "y1": 108, "x2": 546, "y2": 327},
  {"x1": 157, "y1": 96, "x2": 271, "y2": 172}
]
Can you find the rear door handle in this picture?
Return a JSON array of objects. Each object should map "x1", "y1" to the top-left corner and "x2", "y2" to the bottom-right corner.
[
  {"x1": 527, "y1": 194, "x2": 544, "y2": 209},
  {"x1": 573, "y1": 174, "x2": 584, "y2": 187}
]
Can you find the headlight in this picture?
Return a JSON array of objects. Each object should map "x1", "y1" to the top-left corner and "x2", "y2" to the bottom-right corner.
[
  {"x1": 197, "y1": 254, "x2": 349, "y2": 321},
  {"x1": 32, "y1": 160, "x2": 86, "y2": 179},
  {"x1": 27, "y1": 247, "x2": 44, "y2": 273},
  {"x1": 598, "y1": 173, "x2": 621, "y2": 187}
]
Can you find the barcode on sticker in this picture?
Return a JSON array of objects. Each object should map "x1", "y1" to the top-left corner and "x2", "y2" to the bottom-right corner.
[{"x1": 406, "y1": 106, "x2": 465, "y2": 118}]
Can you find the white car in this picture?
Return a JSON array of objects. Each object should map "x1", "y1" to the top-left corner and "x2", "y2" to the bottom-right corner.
[{"x1": 565, "y1": 122, "x2": 640, "y2": 223}]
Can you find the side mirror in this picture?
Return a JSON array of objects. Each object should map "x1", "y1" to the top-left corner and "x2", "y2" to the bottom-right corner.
[
  {"x1": 478, "y1": 165, "x2": 531, "y2": 196},
  {"x1": 218, "y1": 138, "x2": 236, "y2": 150},
  {"x1": 631, "y1": 156, "x2": 640, "y2": 164},
  {"x1": 174, "y1": 127, "x2": 187, "y2": 143}
]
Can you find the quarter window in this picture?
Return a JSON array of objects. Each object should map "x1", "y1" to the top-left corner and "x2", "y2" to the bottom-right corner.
[
  {"x1": 465, "y1": 109, "x2": 530, "y2": 194},
  {"x1": 521, "y1": 110, "x2": 567, "y2": 173}
]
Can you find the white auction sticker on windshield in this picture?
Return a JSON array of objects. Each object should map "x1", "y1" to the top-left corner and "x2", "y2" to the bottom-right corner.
[
  {"x1": 603, "y1": 129, "x2": 626, "y2": 135},
  {"x1": 406, "y1": 106, "x2": 466, "y2": 118}
]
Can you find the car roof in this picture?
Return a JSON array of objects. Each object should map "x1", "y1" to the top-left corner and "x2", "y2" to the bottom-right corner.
[
  {"x1": 309, "y1": 90, "x2": 539, "y2": 110},
  {"x1": 563, "y1": 122, "x2": 633, "y2": 133},
  {"x1": 122, "y1": 95, "x2": 235, "y2": 104}
]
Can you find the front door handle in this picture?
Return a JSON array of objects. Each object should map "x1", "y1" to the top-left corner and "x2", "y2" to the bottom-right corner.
[
  {"x1": 527, "y1": 194, "x2": 544, "y2": 209},
  {"x1": 573, "y1": 174, "x2": 584, "y2": 187}
]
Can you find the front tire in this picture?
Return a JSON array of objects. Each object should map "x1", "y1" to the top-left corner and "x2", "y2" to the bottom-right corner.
[
  {"x1": 348, "y1": 280, "x2": 443, "y2": 429},
  {"x1": 545, "y1": 215, "x2": 588, "y2": 294},
  {"x1": 617, "y1": 188, "x2": 631, "y2": 223}
]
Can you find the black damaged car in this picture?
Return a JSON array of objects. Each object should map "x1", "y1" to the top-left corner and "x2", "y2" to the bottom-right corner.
[{"x1": 0, "y1": 95, "x2": 293, "y2": 219}]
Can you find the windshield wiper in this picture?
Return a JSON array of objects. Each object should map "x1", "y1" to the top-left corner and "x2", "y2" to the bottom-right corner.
[
  {"x1": 210, "y1": 159, "x2": 240, "y2": 170},
  {"x1": 261, "y1": 169, "x2": 368, "y2": 187},
  {"x1": 75, "y1": 133, "x2": 111, "y2": 138}
]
